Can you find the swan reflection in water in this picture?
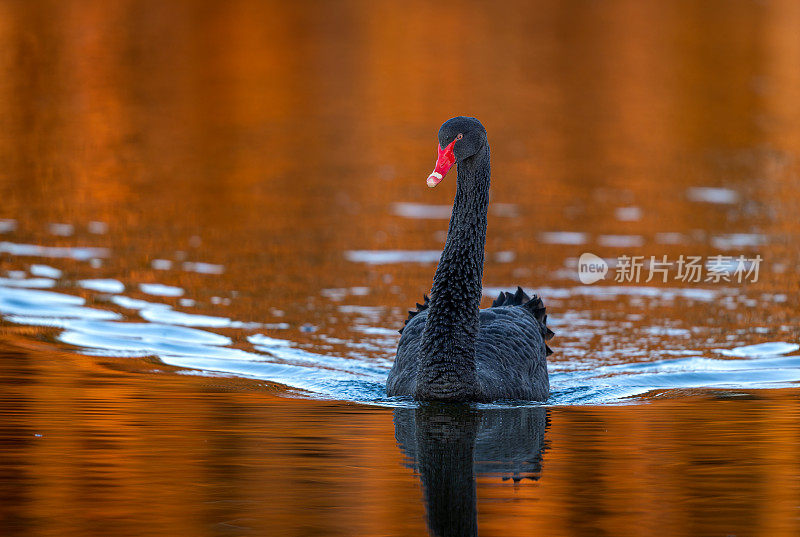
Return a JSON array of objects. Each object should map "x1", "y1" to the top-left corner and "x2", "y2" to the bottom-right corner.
[{"x1": 393, "y1": 405, "x2": 549, "y2": 537}]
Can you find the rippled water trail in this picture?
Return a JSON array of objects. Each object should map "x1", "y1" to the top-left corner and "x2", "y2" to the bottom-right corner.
[{"x1": 2, "y1": 1, "x2": 800, "y2": 536}]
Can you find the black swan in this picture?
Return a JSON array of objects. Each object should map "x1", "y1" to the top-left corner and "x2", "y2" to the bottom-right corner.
[{"x1": 386, "y1": 117, "x2": 553, "y2": 402}]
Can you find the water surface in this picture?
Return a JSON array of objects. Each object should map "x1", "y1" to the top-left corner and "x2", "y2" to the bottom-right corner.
[{"x1": 2, "y1": 1, "x2": 800, "y2": 535}]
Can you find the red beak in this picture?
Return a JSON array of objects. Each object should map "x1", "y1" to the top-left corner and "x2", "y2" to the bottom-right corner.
[{"x1": 427, "y1": 139, "x2": 457, "y2": 188}]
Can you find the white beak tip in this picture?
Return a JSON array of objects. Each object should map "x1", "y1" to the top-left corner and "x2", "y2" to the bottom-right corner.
[{"x1": 427, "y1": 172, "x2": 443, "y2": 188}]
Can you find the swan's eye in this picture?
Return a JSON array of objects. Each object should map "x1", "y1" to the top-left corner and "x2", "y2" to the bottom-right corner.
[{"x1": 456, "y1": 133, "x2": 463, "y2": 140}]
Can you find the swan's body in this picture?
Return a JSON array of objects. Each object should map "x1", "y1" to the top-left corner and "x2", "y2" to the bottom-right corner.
[
  {"x1": 386, "y1": 117, "x2": 553, "y2": 402},
  {"x1": 388, "y1": 289, "x2": 551, "y2": 401}
]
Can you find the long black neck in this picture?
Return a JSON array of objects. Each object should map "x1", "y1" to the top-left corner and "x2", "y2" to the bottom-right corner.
[{"x1": 415, "y1": 143, "x2": 490, "y2": 401}]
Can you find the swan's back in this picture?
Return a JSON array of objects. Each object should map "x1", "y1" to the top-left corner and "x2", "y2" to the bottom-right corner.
[{"x1": 387, "y1": 288, "x2": 553, "y2": 401}]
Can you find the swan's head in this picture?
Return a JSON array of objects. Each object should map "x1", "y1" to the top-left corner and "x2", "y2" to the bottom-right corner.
[{"x1": 427, "y1": 116, "x2": 487, "y2": 188}]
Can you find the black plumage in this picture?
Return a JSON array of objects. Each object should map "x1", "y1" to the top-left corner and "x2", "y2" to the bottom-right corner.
[{"x1": 386, "y1": 117, "x2": 553, "y2": 402}]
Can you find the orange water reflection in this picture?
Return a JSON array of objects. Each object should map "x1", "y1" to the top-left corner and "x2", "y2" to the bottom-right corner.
[
  {"x1": 2, "y1": 0, "x2": 800, "y2": 535},
  {"x1": 3, "y1": 336, "x2": 800, "y2": 536}
]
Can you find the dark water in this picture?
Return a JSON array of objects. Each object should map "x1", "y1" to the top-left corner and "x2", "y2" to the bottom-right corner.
[{"x1": 2, "y1": 1, "x2": 800, "y2": 535}]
